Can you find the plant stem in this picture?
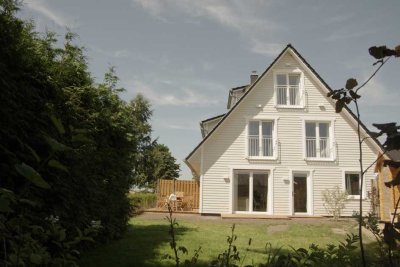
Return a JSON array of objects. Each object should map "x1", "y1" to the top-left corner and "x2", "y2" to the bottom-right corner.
[
  {"x1": 355, "y1": 57, "x2": 391, "y2": 94},
  {"x1": 167, "y1": 203, "x2": 180, "y2": 267},
  {"x1": 362, "y1": 151, "x2": 387, "y2": 175},
  {"x1": 355, "y1": 100, "x2": 366, "y2": 267}
]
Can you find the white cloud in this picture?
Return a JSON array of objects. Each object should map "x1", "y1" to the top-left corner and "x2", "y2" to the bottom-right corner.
[
  {"x1": 133, "y1": 0, "x2": 165, "y2": 16},
  {"x1": 127, "y1": 80, "x2": 223, "y2": 107},
  {"x1": 323, "y1": 28, "x2": 374, "y2": 42},
  {"x1": 359, "y1": 74, "x2": 399, "y2": 107},
  {"x1": 164, "y1": 123, "x2": 198, "y2": 131},
  {"x1": 24, "y1": 0, "x2": 76, "y2": 28},
  {"x1": 132, "y1": 0, "x2": 281, "y2": 56},
  {"x1": 250, "y1": 40, "x2": 283, "y2": 56}
]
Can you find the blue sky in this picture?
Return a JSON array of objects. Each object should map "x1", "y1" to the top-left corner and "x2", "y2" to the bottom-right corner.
[{"x1": 20, "y1": 0, "x2": 399, "y2": 179}]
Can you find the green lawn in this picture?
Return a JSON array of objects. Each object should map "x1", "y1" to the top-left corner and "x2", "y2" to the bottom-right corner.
[{"x1": 79, "y1": 213, "x2": 372, "y2": 267}]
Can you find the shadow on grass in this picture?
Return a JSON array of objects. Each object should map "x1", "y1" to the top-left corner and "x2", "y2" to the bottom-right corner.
[
  {"x1": 80, "y1": 220, "x2": 390, "y2": 267},
  {"x1": 79, "y1": 222, "x2": 192, "y2": 267}
]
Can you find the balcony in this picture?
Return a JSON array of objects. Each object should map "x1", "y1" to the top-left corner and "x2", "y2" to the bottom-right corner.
[
  {"x1": 248, "y1": 136, "x2": 275, "y2": 158},
  {"x1": 275, "y1": 86, "x2": 302, "y2": 107},
  {"x1": 306, "y1": 138, "x2": 335, "y2": 160}
]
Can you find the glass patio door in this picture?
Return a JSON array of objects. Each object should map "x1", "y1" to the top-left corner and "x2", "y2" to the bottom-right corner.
[{"x1": 233, "y1": 170, "x2": 268, "y2": 212}]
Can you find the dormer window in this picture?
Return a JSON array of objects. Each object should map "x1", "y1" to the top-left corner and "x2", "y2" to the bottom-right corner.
[{"x1": 275, "y1": 72, "x2": 303, "y2": 107}]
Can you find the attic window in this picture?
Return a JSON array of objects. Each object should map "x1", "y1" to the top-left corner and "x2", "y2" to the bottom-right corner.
[{"x1": 275, "y1": 73, "x2": 302, "y2": 107}]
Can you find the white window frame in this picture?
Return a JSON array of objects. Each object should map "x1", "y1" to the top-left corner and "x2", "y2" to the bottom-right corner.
[
  {"x1": 302, "y1": 118, "x2": 336, "y2": 161},
  {"x1": 274, "y1": 69, "x2": 304, "y2": 108},
  {"x1": 229, "y1": 165, "x2": 274, "y2": 215},
  {"x1": 342, "y1": 170, "x2": 365, "y2": 200},
  {"x1": 245, "y1": 117, "x2": 279, "y2": 160}
]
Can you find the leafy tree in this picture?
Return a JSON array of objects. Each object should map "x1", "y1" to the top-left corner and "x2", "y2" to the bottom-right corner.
[
  {"x1": 133, "y1": 141, "x2": 181, "y2": 187},
  {"x1": 322, "y1": 186, "x2": 348, "y2": 221},
  {"x1": 128, "y1": 95, "x2": 181, "y2": 187},
  {"x1": 152, "y1": 143, "x2": 181, "y2": 180}
]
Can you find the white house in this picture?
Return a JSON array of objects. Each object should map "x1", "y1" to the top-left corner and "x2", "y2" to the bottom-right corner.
[{"x1": 185, "y1": 44, "x2": 383, "y2": 217}]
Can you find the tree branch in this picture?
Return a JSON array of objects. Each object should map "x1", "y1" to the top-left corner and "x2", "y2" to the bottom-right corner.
[
  {"x1": 355, "y1": 57, "x2": 392, "y2": 94},
  {"x1": 362, "y1": 150, "x2": 387, "y2": 176}
]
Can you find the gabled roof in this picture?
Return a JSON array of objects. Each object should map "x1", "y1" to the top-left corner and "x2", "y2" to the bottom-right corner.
[
  {"x1": 200, "y1": 113, "x2": 225, "y2": 138},
  {"x1": 227, "y1": 85, "x2": 249, "y2": 109},
  {"x1": 201, "y1": 113, "x2": 225, "y2": 124},
  {"x1": 185, "y1": 44, "x2": 383, "y2": 169},
  {"x1": 231, "y1": 85, "x2": 248, "y2": 92}
]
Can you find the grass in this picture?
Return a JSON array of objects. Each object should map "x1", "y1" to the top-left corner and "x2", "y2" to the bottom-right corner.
[{"x1": 79, "y1": 213, "x2": 372, "y2": 267}]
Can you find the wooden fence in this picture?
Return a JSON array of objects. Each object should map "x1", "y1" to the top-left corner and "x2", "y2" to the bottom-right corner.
[{"x1": 156, "y1": 179, "x2": 200, "y2": 210}]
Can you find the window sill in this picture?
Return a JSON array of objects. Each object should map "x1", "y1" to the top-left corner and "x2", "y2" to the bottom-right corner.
[
  {"x1": 305, "y1": 157, "x2": 335, "y2": 162},
  {"x1": 246, "y1": 156, "x2": 278, "y2": 161},
  {"x1": 275, "y1": 105, "x2": 305, "y2": 109},
  {"x1": 346, "y1": 195, "x2": 366, "y2": 200}
]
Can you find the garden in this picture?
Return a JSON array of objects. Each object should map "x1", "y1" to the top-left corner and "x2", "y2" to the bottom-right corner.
[{"x1": 80, "y1": 212, "x2": 376, "y2": 267}]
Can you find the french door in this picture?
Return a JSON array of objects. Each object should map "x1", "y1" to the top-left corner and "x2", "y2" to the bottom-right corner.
[{"x1": 233, "y1": 170, "x2": 268, "y2": 212}]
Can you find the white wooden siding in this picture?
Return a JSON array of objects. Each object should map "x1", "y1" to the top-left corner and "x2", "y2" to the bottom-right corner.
[{"x1": 198, "y1": 51, "x2": 378, "y2": 216}]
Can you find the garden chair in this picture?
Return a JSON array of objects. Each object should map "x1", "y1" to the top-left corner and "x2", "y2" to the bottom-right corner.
[
  {"x1": 183, "y1": 195, "x2": 193, "y2": 211},
  {"x1": 175, "y1": 191, "x2": 184, "y2": 211},
  {"x1": 157, "y1": 195, "x2": 169, "y2": 210}
]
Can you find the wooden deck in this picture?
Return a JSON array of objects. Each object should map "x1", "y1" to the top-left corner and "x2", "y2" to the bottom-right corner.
[
  {"x1": 143, "y1": 209, "x2": 325, "y2": 219},
  {"x1": 221, "y1": 213, "x2": 324, "y2": 220},
  {"x1": 144, "y1": 208, "x2": 199, "y2": 214},
  {"x1": 221, "y1": 213, "x2": 290, "y2": 219}
]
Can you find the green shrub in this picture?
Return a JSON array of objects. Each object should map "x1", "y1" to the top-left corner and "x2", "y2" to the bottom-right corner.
[{"x1": 128, "y1": 193, "x2": 157, "y2": 215}]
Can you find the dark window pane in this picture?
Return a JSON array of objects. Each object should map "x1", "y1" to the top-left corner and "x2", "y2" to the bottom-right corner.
[
  {"x1": 262, "y1": 121, "x2": 273, "y2": 137},
  {"x1": 306, "y1": 122, "x2": 316, "y2": 138},
  {"x1": 319, "y1": 123, "x2": 329, "y2": 138},
  {"x1": 288, "y1": 74, "x2": 300, "y2": 86},
  {"x1": 249, "y1": 121, "x2": 259, "y2": 136},
  {"x1": 276, "y1": 74, "x2": 286, "y2": 85},
  {"x1": 346, "y1": 173, "x2": 360, "y2": 195}
]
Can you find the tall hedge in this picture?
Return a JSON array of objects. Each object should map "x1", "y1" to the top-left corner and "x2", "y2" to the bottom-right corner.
[{"x1": 0, "y1": 1, "x2": 152, "y2": 265}]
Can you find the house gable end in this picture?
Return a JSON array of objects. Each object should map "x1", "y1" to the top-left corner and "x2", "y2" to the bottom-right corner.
[{"x1": 185, "y1": 44, "x2": 383, "y2": 174}]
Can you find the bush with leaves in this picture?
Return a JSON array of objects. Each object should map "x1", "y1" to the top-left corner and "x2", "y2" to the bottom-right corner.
[
  {"x1": 128, "y1": 192, "x2": 157, "y2": 215},
  {"x1": 322, "y1": 186, "x2": 348, "y2": 221}
]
